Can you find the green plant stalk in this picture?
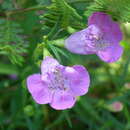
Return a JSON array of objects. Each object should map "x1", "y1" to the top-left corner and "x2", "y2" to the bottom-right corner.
[
  {"x1": 5, "y1": 5, "x2": 48, "y2": 16},
  {"x1": 0, "y1": 0, "x2": 87, "y2": 18}
]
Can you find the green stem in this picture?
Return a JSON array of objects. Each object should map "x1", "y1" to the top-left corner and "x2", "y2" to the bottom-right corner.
[
  {"x1": 0, "y1": 0, "x2": 89, "y2": 17},
  {"x1": 43, "y1": 106, "x2": 50, "y2": 126},
  {"x1": 51, "y1": 41, "x2": 65, "y2": 48},
  {"x1": 1, "y1": 5, "x2": 48, "y2": 17},
  {"x1": 69, "y1": 0, "x2": 91, "y2": 4}
]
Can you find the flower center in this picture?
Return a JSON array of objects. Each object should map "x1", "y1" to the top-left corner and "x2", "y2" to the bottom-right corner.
[
  {"x1": 83, "y1": 25, "x2": 110, "y2": 52},
  {"x1": 48, "y1": 67, "x2": 69, "y2": 91}
]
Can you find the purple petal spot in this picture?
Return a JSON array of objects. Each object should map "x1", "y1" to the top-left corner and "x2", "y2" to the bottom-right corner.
[
  {"x1": 26, "y1": 57, "x2": 90, "y2": 110},
  {"x1": 83, "y1": 25, "x2": 111, "y2": 52},
  {"x1": 65, "y1": 12, "x2": 123, "y2": 63},
  {"x1": 65, "y1": 28, "x2": 95, "y2": 54},
  {"x1": 41, "y1": 56, "x2": 59, "y2": 75},
  {"x1": 47, "y1": 66, "x2": 70, "y2": 91}
]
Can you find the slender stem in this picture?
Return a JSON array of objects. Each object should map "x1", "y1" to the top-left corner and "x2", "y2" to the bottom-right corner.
[
  {"x1": 0, "y1": 0, "x2": 89, "y2": 18},
  {"x1": 0, "y1": 5, "x2": 48, "y2": 18},
  {"x1": 43, "y1": 105, "x2": 50, "y2": 126},
  {"x1": 69, "y1": 0, "x2": 91, "y2": 4},
  {"x1": 6, "y1": 5, "x2": 48, "y2": 16}
]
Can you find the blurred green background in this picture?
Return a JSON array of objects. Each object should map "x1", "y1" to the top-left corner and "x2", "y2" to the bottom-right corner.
[{"x1": 0, "y1": 0, "x2": 130, "y2": 130}]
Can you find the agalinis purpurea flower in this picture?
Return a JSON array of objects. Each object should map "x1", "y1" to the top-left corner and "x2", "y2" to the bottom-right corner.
[
  {"x1": 65, "y1": 12, "x2": 123, "y2": 63},
  {"x1": 107, "y1": 101, "x2": 123, "y2": 112},
  {"x1": 27, "y1": 57, "x2": 90, "y2": 110}
]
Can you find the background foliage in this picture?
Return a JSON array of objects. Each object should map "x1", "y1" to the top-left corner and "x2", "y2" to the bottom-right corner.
[{"x1": 0, "y1": 0, "x2": 130, "y2": 130}]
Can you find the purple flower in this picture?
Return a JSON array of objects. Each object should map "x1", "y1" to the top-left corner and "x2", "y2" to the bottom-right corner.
[
  {"x1": 65, "y1": 12, "x2": 123, "y2": 63},
  {"x1": 106, "y1": 101, "x2": 123, "y2": 112},
  {"x1": 9, "y1": 74, "x2": 18, "y2": 80},
  {"x1": 27, "y1": 57, "x2": 90, "y2": 110}
]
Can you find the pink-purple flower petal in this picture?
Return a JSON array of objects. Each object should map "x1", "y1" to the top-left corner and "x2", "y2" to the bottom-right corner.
[
  {"x1": 69, "y1": 65, "x2": 90, "y2": 96},
  {"x1": 97, "y1": 44, "x2": 123, "y2": 63},
  {"x1": 27, "y1": 74, "x2": 52, "y2": 104},
  {"x1": 50, "y1": 91, "x2": 76, "y2": 110},
  {"x1": 88, "y1": 12, "x2": 123, "y2": 43},
  {"x1": 63, "y1": 66, "x2": 90, "y2": 96},
  {"x1": 88, "y1": 12, "x2": 113, "y2": 28},
  {"x1": 41, "y1": 56, "x2": 59, "y2": 75},
  {"x1": 65, "y1": 29, "x2": 95, "y2": 54}
]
